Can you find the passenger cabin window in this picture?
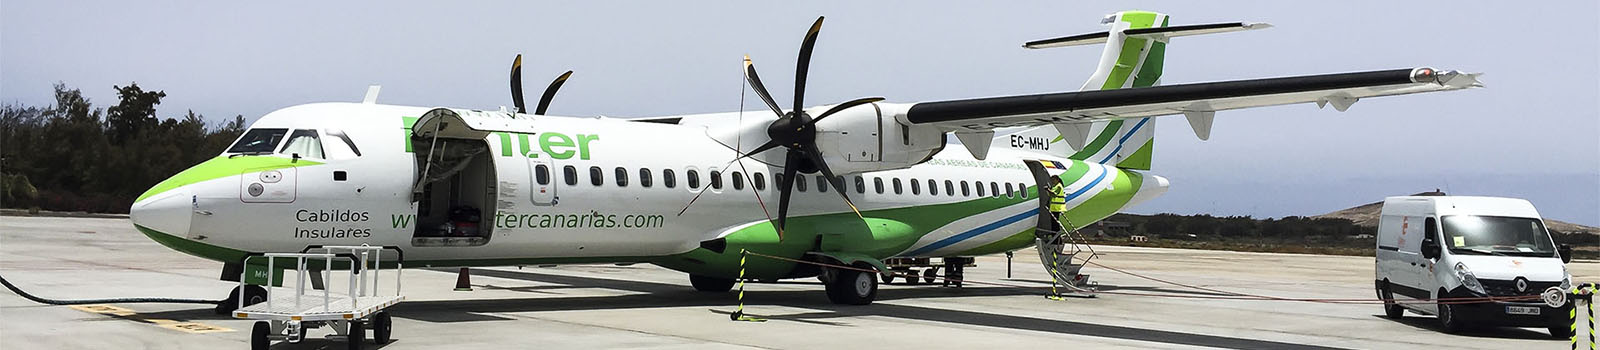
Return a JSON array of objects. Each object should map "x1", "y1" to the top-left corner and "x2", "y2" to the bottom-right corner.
[
  {"x1": 754, "y1": 173, "x2": 766, "y2": 190},
  {"x1": 961, "y1": 181, "x2": 971, "y2": 196},
  {"x1": 228, "y1": 128, "x2": 289, "y2": 154},
  {"x1": 687, "y1": 169, "x2": 701, "y2": 189},
  {"x1": 732, "y1": 172, "x2": 745, "y2": 190},
  {"x1": 1005, "y1": 183, "x2": 1014, "y2": 198},
  {"x1": 911, "y1": 178, "x2": 921, "y2": 195},
  {"x1": 892, "y1": 178, "x2": 903, "y2": 194},
  {"x1": 279, "y1": 129, "x2": 324, "y2": 159},
  {"x1": 663, "y1": 169, "x2": 677, "y2": 188},
  {"x1": 990, "y1": 182, "x2": 1000, "y2": 198},
  {"x1": 975, "y1": 181, "x2": 986, "y2": 197},
  {"x1": 615, "y1": 167, "x2": 629, "y2": 187},
  {"x1": 639, "y1": 168, "x2": 653, "y2": 187},
  {"x1": 535, "y1": 165, "x2": 550, "y2": 185},
  {"x1": 816, "y1": 175, "x2": 828, "y2": 193},
  {"x1": 710, "y1": 171, "x2": 723, "y2": 189},
  {"x1": 796, "y1": 175, "x2": 808, "y2": 192},
  {"x1": 928, "y1": 179, "x2": 939, "y2": 196},
  {"x1": 589, "y1": 166, "x2": 604, "y2": 186},
  {"x1": 873, "y1": 178, "x2": 884, "y2": 194},
  {"x1": 854, "y1": 176, "x2": 866, "y2": 194},
  {"x1": 944, "y1": 180, "x2": 954, "y2": 196},
  {"x1": 564, "y1": 166, "x2": 578, "y2": 186},
  {"x1": 1019, "y1": 183, "x2": 1029, "y2": 198}
]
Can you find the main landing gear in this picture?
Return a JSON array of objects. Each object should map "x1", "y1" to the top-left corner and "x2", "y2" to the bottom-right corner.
[
  {"x1": 216, "y1": 285, "x2": 267, "y2": 315},
  {"x1": 823, "y1": 263, "x2": 878, "y2": 305}
]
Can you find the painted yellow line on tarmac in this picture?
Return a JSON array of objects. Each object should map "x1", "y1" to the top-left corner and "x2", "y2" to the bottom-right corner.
[{"x1": 69, "y1": 304, "x2": 234, "y2": 334}]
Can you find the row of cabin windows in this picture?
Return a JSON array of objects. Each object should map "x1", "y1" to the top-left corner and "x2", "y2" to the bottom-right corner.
[{"x1": 533, "y1": 165, "x2": 1032, "y2": 199}]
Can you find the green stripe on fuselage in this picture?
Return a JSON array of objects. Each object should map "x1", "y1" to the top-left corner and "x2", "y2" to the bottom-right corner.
[{"x1": 135, "y1": 156, "x2": 321, "y2": 203}]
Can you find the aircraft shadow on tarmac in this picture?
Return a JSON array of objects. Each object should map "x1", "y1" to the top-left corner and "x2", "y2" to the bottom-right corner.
[
  {"x1": 1373, "y1": 314, "x2": 1562, "y2": 340},
  {"x1": 131, "y1": 268, "x2": 1400, "y2": 349}
]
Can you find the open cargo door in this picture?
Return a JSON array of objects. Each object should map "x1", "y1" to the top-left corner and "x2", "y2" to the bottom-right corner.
[{"x1": 407, "y1": 108, "x2": 539, "y2": 247}]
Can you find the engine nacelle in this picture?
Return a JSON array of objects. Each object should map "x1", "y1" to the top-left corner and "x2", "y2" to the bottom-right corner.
[{"x1": 809, "y1": 102, "x2": 943, "y2": 174}]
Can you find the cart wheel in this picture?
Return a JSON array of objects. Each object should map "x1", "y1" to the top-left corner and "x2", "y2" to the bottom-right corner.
[
  {"x1": 347, "y1": 320, "x2": 365, "y2": 350},
  {"x1": 923, "y1": 269, "x2": 937, "y2": 283},
  {"x1": 251, "y1": 321, "x2": 270, "y2": 350},
  {"x1": 881, "y1": 273, "x2": 894, "y2": 284},
  {"x1": 372, "y1": 312, "x2": 392, "y2": 344}
]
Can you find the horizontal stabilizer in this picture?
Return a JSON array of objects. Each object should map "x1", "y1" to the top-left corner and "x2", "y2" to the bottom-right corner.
[{"x1": 1024, "y1": 22, "x2": 1271, "y2": 49}]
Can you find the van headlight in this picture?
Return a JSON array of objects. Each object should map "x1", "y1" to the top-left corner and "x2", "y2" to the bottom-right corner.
[{"x1": 1455, "y1": 262, "x2": 1486, "y2": 295}]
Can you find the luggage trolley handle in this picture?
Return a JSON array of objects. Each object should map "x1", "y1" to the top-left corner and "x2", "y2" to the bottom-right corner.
[
  {"x1": 300, "y1": 245, "x2": 406, "y2": 297},
  {"x1": 237, "y1": 253, "x2": 353, "y2": 313}
]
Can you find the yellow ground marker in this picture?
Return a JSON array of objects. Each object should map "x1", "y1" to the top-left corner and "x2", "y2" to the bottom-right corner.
[{"x1": 69, "y1": 304, "x2": 235, "y2": 334}]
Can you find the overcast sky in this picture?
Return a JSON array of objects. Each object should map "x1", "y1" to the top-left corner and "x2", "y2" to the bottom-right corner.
[{"x1": 3, "y1": 1, "x2": 1597, "y2": 225}]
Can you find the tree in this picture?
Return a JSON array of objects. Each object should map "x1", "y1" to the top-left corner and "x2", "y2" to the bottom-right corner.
[{"x1": 105, "y1": 83, "x2": 166, "y2": 143}]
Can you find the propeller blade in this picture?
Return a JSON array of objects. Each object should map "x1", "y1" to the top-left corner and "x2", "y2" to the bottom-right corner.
[
  {"x1": 743, "y1": 56, "x2": 786, "y2": 117},
  {"x1": 793, "y1": 16, "x2": 824, "y2": 112},
  {"x1": 809, "y1": 97, "x2": 885, "y2": 125},
  {"x1": 735, "y1": 159, "x2": 780, "y2": 239},
  {"x1": 802, "y1": 143, "x2": 863, "y2": 219},
  {"x1": 510, "y1": 54, "x2": 526, "y2": 114},
  {"x1": 733, "y1": 140, "x2": 783, "y2": 163},
  {"x1": 535, "y1": 70, "x2": 572, "y2": 115},
  {"x1": 775, "y1": 151, "x2": 801, "y2": 231}
]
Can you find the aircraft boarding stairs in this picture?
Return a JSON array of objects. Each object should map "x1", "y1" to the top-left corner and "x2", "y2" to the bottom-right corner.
[{"x1": 1035, "y1": 214, "x2": 1099, "y2": 296}]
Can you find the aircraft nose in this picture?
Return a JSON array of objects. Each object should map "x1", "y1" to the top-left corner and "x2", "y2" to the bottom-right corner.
[{"x1": 129, "y1": 186, "x2": 192, "y2": 238}]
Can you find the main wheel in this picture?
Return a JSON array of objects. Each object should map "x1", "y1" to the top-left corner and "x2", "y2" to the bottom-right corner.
[
  {"x1": 347, "y1": 320, "x2": 365, "y2": 350},
  {"x1": 372, "y1": 311, "x2": 392, "y2": 344},
  {"x1": 251, "y1": 321, "x2": 271, "y2": 350},
  {"x1": 825, "y1": 265, "x2": 878, "y2": 305},
  {"x1": 689, "y1": 274, "x2": 735, "y2": 292},
  {"x1": 922, "y1": 268, "x2": 937, "y2": 284},
  {"x1": 216, "y1": 285, "x2": 269, "y2": 314},
  {"x1": 1436, "y1": 299, "x2": 1465, "y2": 333},
  {"x1": 1378, "y1": 282, "x2": 1404, "y2": 319},
  {"x1": 881, "y1": 273, "x2": 895, "y2": 284}
]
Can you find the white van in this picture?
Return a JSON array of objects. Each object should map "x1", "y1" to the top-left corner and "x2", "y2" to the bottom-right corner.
[{"x1": 1374, "y1": 196, "x2": 1573, "y2": 335}]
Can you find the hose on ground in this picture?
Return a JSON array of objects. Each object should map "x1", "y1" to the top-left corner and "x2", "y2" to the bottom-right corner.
[{"x1": 0, "y1": 272, "x2": 221, "y2": 305}]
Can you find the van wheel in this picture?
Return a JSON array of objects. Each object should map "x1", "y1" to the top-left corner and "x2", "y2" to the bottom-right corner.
[
  {"x1": 1378, "y1": 283, "x2": 1403, "y2": 319},
  {"x1": 1437, "y1": 300, "x2": 1465, "y2": 333},
  {"x1": 1551, "y1": 324, "x2": 1575, "y2": 339}
]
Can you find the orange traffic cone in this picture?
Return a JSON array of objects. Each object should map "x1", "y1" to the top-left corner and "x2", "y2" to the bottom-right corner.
[{"x1": 453, "y1": 267, "x2": 472, "y2": 291}]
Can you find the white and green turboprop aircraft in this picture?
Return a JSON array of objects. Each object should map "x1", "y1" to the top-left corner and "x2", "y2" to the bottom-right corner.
[{"x1": 128, "y1": 11, "x2": 1480, "y2": 308}]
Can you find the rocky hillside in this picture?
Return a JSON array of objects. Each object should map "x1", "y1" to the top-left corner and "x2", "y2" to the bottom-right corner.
[{"x1": 1312, "y1": 191, "x2": 1598, "y2": 234}]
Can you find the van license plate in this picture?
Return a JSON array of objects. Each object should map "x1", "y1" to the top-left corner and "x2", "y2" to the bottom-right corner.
[{"x1": 1506, "y1": 306, "x2": 1541, "y2": 315}]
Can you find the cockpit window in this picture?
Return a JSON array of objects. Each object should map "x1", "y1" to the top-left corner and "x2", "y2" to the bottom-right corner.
[
  {"x1": 324, "y1": 129, "x2": 362, "y2": 157},
  {"x1": 227, "y1": 128, "x2": 289, "y2": 154},
  {"x1": 278, "y1": 129, "x2": 324, "y2": 159}
]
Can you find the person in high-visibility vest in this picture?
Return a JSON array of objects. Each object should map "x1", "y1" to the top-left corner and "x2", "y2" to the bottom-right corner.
[{"x1": 1048, "y1": 176, "x2": 1067, "y2": 233}]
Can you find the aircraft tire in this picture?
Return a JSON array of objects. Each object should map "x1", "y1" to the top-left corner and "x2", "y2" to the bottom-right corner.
[
  {"x1": 825, "y1": 265, "x2": 877, "y2": 305},
  {"x1": 689, "y1": 274, "x2": 735, "y2": 292},
  {"x1": 216, "y1": 285, "x2": 268, "y2": 315}
]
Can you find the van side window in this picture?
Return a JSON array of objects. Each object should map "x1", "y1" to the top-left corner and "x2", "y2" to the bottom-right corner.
[
  {"x1": 639, "y1": 168, "x2": 653, "y2": 188},
  {"x1": 754, "y1": 173, "x2": 766, "y2": 191},
  {"x1": 535, "y1": 165, "x2": 550, "y2": 185},
  {"x1": 732, "y1": 171, "x2": 745, "y2": 190},
  {"x1": 564, "y1": 166, "x2": 578, "y2": 186},
  {"x1": 710, "y1": 171, "x2": 723, "y2": 190},
  {"x1": 687, "y1": 169, "x2": 701, "y2": 189},
  {"x1": 663, "y1": 169, "x2": 677, "y2": 188},
  {"x1": 1424, "y1": 217, "x2": 1439, "y2": 244},
  {"x1": 910, "y1": 178, "x2": 921, "y2": 195},
  {"x1": 589, "y1": 166, "x2": 604, "y2": 186}
]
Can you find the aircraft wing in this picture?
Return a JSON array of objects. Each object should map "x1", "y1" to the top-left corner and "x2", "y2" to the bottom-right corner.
[{"x1": 900, "y1": 67, "x2": 1481, "y2": 131}]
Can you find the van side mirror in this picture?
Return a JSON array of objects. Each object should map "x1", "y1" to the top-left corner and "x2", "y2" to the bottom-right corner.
[
  {"x1": 1421, "y1": 240, "x2": 1441, "y2": 260},
  {"x1": 1560, "y1": 244, "x2": 1573, "y2": 263}
]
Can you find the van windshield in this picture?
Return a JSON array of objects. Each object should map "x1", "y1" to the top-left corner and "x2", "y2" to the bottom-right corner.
[{"x1": 1441, "y1": 215, "x2": 1556, "y2": 257}]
